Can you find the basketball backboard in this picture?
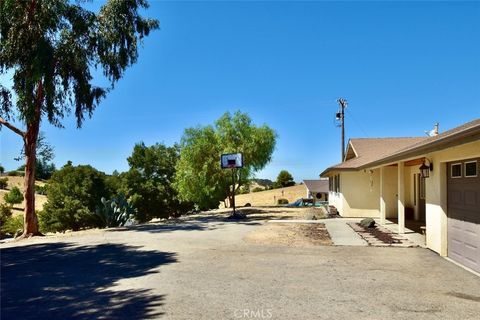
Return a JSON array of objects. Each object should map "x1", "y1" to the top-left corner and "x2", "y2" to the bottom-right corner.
[{"x1": 221, "y1": 153, "x2": 243, "y2": 169}]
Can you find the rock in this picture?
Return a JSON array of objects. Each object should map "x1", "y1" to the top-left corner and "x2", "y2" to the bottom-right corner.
[{"x1": 360, "y1": 218, "x2": 376, "y2": 228}]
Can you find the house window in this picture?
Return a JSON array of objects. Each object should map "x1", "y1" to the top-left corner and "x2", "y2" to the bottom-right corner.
[
  {"x1": 336, "y1": 174, "x2": 341, "y2": 193},
  {"x1": 329, "y1": 177, "x2": 333, "y2": 192},
  {"x1": 451, "y1": 163, "x2": 462, "y2": 178},
  {"x1": 465, "y1": 161, "x2": 477, "y2": 177}
]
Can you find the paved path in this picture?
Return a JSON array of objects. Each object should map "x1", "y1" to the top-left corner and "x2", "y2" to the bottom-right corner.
[
  {"x1": 2, "y1": 215, "x2": 480, "y2": 320},
  {"x1": 322, "y1": 218, "x2": 368, "y2": 246}
]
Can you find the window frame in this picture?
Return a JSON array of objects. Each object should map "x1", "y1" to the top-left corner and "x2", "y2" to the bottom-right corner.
[
  {"x1": 450, "y1": 163, "x2": 462, "y2": 179},
  {"x1": 464, "y1": 160, "x2": 477, "y2": 178}
]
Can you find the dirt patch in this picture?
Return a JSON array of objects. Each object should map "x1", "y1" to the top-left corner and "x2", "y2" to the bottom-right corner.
[
  {"x1": 244, "y1": 222, "x2": 332, "y2": 246},
  {"x1": 348, "y1": 223, "x2": 418, "y2": 247},
  {"x1": 211, "y1": 206, "x2": 327, "y2": 221},
  {"x1": 355, "y1": 224, "x2": 401, "y2": 244}
]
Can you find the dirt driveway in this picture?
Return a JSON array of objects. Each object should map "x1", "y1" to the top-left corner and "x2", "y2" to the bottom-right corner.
[{"x1": 1, "y1": 208, "x2": 479, "y2": 319}]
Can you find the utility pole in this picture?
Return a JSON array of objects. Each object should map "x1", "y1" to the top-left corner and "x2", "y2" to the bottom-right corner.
[
  {"x1": 231, "y1": 168, "x2": 236, "y2": 216},
  {"x1": 336, "y1": 98, "x2": 347, "y2": 162}
]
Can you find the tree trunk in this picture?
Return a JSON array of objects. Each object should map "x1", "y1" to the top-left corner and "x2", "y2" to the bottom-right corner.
[
  {"x1": 23, "y1": 134, "x2": 40, "y2": 236},
  {"x1": 21, "y1": 80, "x2": 43, "y2": 237}
]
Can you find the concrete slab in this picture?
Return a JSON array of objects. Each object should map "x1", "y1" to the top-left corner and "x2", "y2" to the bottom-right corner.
[
  {"x1": 2, "y1": 215, "x2": 480, "y2": 320},
  {"x1": 323, "y1": 218, "x2": 368, "y2": 246},
  {"x1": 378, "y1": 219, "x2": 427, "y2": 248}
]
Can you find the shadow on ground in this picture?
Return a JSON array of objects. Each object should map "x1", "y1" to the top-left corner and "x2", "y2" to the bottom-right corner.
[
  {"x1": 1, "y1": 242, "x2": 177, "y2": 319},
  {"x1": 108, "y1": 214, "x2": 263, "y2": 234}
]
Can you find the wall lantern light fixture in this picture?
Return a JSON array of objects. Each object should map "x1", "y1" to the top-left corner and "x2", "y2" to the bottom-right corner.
[{"x1": 419, "y1": 159, "x2": 433, "y2": 178}]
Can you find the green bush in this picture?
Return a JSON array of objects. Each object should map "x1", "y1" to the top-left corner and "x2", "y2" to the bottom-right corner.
[
  {"x1": 6, "y1": 170, "x2": 24, "y2": 177},
  {"x1": 35, "y1": 184, "x2": 47, "y2": 195},
  {"x1": 94, "y1": 193, "x2": 135, "y2": 228},
  {"x1": 1, "y1": 214, "x2": 24, "y2": 236},
  {"x1": 252, "y1": 187, "x2": 264, "y2": 193},
  {"x1": 40, "y1": 163, "x2": 111, "y2": 232},
  {"x1": 277, "y1": 198, "x2": 289, "y2": 205},
  {"x1": 0, "y1": 177, "x2": 8, "y2": 189},
  {"x1": 4, "y1": 186, "x2": 23, "y2": 205},
  {"x1": 0, "y1": 204, "x2": 13, "y2": 227}
]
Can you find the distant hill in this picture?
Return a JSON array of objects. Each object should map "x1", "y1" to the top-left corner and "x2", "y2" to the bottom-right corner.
[{"x1": 251, "y1": 179, "x2": 273, "y2": 187}]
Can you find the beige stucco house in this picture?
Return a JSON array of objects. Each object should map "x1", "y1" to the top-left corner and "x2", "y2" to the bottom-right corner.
[{"x1": 320, "y1": 119, "x2": 480, "y2": 274}]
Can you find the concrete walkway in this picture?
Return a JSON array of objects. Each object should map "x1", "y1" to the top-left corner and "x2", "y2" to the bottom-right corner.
[
  {"x1": 322, "y1": 218, "x2": 368, "y2": 246},
  {"x1": 269, "y1": 218, "x2": 367, "y2": 246},
  {"x1": 378, "y1": 219, "x2": 427, "y2": 248}
]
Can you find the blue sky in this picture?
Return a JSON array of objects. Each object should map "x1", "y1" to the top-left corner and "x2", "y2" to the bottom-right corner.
[{"x1": 1, "y1": 1, "x2": 479, "y2": 181}]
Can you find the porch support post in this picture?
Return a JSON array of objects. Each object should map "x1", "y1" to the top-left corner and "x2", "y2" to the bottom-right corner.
[
  {"x1": 380, "y1": 167, "x2": 386, "y2": 225},
  {"x1": 398, "y1": 161, "x2": 405, "y2": 234}
]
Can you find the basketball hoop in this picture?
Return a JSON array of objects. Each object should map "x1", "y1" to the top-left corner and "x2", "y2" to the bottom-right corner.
[
  {"x1": 221, "y1": 153, "x2": 243, "y2": 169},
  {"x1": 220, "y1": 153, "x2": 243, "y2": 216}
]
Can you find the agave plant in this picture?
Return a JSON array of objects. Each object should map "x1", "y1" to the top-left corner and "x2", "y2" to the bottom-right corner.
[{"x1": 95, "y1": 193, "x2": 136, "y2": 228}]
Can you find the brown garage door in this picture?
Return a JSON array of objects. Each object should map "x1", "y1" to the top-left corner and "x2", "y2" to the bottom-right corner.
[{"x1": 447, "y1": 158, "x2": 480, "y2": 273}]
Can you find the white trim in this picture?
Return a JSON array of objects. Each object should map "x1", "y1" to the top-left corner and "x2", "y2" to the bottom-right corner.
[
  {"x1": 444, "y1": 257, "x2": 480, "y2": 278},
  {"x1": 450, "y1": 163, "x2": 462, "y2": 178},
  {"x1": 464, "y1": 160, "x2": 477, "y2": 178}
]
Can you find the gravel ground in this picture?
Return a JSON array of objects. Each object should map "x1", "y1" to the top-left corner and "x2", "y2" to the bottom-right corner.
[{"x1": 1, "y1": 211, "x2": 480, "y2": 320}]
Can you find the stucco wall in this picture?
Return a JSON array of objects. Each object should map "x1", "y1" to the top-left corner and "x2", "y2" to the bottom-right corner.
[
  {"x1": 331, "y1": 170, "x2": 381, "y2": 217},
  {"x1": 383, "y1": 166, "x2": 398, "y2": 218},
  {"x1": 424, "y1": 140, "x2": 480, "y2": 256},
  {"x1": 329, "y1": 190, "x2": 344, "y2": 214}
]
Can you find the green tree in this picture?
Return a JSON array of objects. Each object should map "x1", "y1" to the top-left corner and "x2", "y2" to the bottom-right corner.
[
  {"x1": 0, "y1": 164, "x2": 4, "y2": 174},
  {"x1": 16, "y1": 132, "x2": 56, "y2": 180},
  {"x1": 40, "y1": 162, "x2": 111, "y2": 232},
  {"x1": 0, "y1": 0, "x2": 158, "y2": 237},
  {"x1": 4, "y1": 186, "x2": 23, "y2": 205},
  {"x1": 122, "y1": 142, "x2": 192, "y2": 222},
  {"x1": 274, "y1": 170, "x2": 295, "y2": 188},
  {"x1": 174, "y1": 111, "x2": 277, "y2": 209}
]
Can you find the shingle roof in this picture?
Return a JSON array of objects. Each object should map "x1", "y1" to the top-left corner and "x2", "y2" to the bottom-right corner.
[
  {"x1": 362, "y1": 118, "x2": 480, "y2": 169},
  {"x1": 320, "y1": 118, "x2": 480, "y2": 177},
  {"x1": 303, "y1": 179, "x2": 329, "y2": 193},
  {"x1": 320, "y1": 137, "x2": 426, "y2": 176}
]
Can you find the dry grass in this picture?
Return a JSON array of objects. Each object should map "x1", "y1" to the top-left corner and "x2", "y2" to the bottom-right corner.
[
  {"x1": 224, "y1": 184, "x2": 307, "y2": 207},
  {"x1": 0, "y1": 176, "x2": 48, "y2": 213}
]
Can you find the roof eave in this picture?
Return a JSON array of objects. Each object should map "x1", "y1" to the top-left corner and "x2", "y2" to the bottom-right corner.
[
  {"x1": 320, "y1": 167, "x2": 360, "y2": 178},
  {"x1": 358, "y1": 126, "x2": 480, "y2": 170}
]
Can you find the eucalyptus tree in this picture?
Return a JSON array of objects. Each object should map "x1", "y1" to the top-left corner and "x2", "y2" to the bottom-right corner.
[{"x1": 0, "y1": 0, "x2": 158, "y2": 236}]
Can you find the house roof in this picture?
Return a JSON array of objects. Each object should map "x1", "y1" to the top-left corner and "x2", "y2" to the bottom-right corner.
[
  {"x1": 320, "y1": 137, "x2": 426, "y2": 176},
  {"x1": 363, "y1": 118, "x2": 480, "y2": 169},
  {"x1": 320, "y1": 118, "x2": 480, "y2": 177},
  {"x1": 303, "y1": 179, "x2": 329, "y2": 193}
]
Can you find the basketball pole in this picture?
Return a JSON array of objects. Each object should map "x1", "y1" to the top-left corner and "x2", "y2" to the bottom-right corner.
[{"x1": 231, "y1": 167, "x2": 236, "y2": 215}]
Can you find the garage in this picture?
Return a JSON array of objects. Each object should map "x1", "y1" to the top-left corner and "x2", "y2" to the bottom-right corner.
[{"x1": 447, "y1": 158, "x2": 480, "y2": 273}]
